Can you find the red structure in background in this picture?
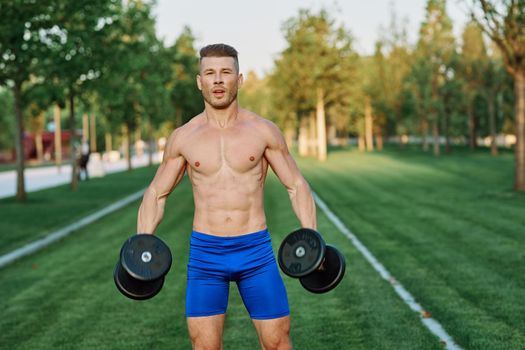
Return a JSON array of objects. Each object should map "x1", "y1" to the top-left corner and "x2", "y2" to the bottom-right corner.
[{"x1": 0, "y1": 131, "x2": 74, "y2": 163}]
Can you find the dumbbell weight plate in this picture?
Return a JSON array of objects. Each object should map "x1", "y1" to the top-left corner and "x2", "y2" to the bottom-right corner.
[
  {"x1": 120, "y1": 234, "x2": 172, "y2": 281},
  {"x1": 299, "y1": 245, "x2": 346, "y2": 294},
  {"x1": 278, "y1": 228, "x2": 326, "y2": 278},
  {"x1": 114, "y1": 262, "x2": 165, "y2": 300}
]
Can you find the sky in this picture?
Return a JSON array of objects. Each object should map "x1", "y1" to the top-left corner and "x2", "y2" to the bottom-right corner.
[{"x1": 153, "y1": 0, "x2": 471, "y2": 77}]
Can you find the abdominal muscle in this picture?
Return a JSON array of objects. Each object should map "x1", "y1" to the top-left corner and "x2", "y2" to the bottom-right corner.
[{"x1": 190, "y1": 167, "x2": 268, "y2": 236}]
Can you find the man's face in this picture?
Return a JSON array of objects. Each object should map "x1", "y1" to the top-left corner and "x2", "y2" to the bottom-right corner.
[{"x1": 197, "y1": 56, "x2": 243, "y2": 109}]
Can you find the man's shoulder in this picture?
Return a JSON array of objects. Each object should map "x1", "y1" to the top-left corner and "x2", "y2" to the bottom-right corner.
[
  {"x1": 164, "y1": 114, "x2": 205, "y2": 155},
  {"x1": 241, "y1": 109, "x2": 279, "y2": 133},
  {"x1": 240, "y1": 110, "x2": 284, "y2": 149},
  {"x1": 171, "y1": 113, "x2": 205, "y2": 138}
]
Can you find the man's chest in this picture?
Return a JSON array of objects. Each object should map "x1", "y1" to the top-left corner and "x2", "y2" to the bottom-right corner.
[{"x1": 181, "y1": 128, "x2": 267, "y2": 174}]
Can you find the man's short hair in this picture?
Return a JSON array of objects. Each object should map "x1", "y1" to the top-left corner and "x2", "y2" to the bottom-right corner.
[{"x1": 199, "y1": 43, "x2": 239, "y2": 73}]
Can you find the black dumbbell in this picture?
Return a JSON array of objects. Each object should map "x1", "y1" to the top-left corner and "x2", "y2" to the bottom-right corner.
[
  {"x1": 278, "y1": 228, "x2": 345, "y2": 294},
  {"x1": 114, "y1": 234, "x2": 172, "y2": 300}
]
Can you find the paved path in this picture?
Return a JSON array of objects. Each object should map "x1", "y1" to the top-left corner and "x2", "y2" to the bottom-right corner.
[{"x1": 0, "y1": 153, "x2": 161, "y2": 199}]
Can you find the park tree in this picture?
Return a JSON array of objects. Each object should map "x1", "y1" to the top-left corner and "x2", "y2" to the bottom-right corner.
[
  {"x1": 482, "y1": 49, "x2": 508, "y2": 155},
  {"x1": 459, "y1": 21, "x2": 488, "y2": 149},
  {"x1": 416, "y1": 0, "x2": 457, "y2": 156},
  {"x1": 239, "y1": 71, "x2": 280, "y2": 138},
  {"x1": 355, "y1": 45, "x2": 385, "y2": 152},
  {"x1": 270, "y1": 9, "x2": 358, "y2": 160},
  {"x1": 23, "y1": 83, "x2": 56, "y2": 162},
  {"x1": 239, "y1": 71, "x2": 272, "y2": 119},
  {"x1": 439, "y1": 55, "x2": 466, "y2": 153},
  {"x1": 468, "y1": 0, "x2": 525, "y2": 190},
  {"x1": 407, "y1": 57, "x2": 434, "y2": 151},
  {"x1": 44, "y1": 0, "x2": 120, "y2": 190},
  {"x1": 141, "y1": 42, "x2": 173, "y2": 166},
  {"x1": 168, "y1": 27, "x2": 202, "y2": 128},
  {"x1": 376, "y1": 4, "x2": 414, "y2": 149},
  {"x1": 96, "y1": 0, "x2": 164, "y2": 171},
  {"x1": 0, "y1": 88, "x2": 15, "y2": 152},
  {"x1": 0, "y1": 0, "x2": 59, "y2": 200}
]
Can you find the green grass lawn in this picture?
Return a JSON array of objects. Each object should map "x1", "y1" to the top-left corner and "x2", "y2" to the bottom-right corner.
[
  {"x1": 0, "y1": 147, "x2": 523, "y2": 349},
  {"x1": 299, "y1": 147, "x2": 525, "y2": 350},
  {"x1": 0, "y1": 174, "x2": 442, "y2": 350},
  {"x1": 0, "y1": 166, "x2": 157, "y2": 256}
]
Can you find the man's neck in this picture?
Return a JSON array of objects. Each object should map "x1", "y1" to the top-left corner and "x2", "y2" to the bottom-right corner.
[{"x1": 204, "y1": 102, "x2": 240, "y2": 129}]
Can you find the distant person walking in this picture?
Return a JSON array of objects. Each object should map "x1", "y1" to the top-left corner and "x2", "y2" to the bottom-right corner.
[{"x1": 78, "y1": 141, "x2": 90, "y2": 180}]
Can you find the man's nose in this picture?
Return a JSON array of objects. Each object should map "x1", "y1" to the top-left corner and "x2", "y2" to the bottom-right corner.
[{"x1": 213, "y1": 73, "x2": 223, "y2": 84}]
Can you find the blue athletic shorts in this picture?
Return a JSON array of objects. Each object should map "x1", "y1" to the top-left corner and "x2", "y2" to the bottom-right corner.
[{"x1": 186, "y1": 228, "x2": 290, "y2": 320}]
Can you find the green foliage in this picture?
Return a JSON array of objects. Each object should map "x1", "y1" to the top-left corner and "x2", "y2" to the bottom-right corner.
[
  {"x1": 0, "y1": 0, "x2": 57, "y2": 86},
  {"x1": 168, "y1": 27, "x2": 203, "y2": 126},
  {"x1": 238, "y1": 71, "x2": 272, "y2": 118},
  {"x1": 470, "y1": 0, "x2": 525, "y2": 73},
  {"x1": 370, "y1": 7, "x2": 414, "y2": 137},
  {"x1": 269, "y1": 9, "x2": 358, "y2": 132},
  {"x1": 96, "y1": 0, "x2": 163, "y2": 133},
  {"x1": 0, "y1": 88, "x2": 14, "y2": 150}
]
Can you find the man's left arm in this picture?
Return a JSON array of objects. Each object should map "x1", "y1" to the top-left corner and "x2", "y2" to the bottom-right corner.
[{"x1": 263, "y1": 121, "x2": 317, "y2": 230}]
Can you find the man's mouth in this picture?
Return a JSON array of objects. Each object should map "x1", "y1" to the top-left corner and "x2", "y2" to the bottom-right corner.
[{"x1": 212, "y1": 89, "x2": 225, "y2": 97}]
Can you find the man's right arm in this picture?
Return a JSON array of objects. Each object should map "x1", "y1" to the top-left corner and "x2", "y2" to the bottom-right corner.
[{"x1": 137, "y1": 130, "x2": 187, "y2": 234}]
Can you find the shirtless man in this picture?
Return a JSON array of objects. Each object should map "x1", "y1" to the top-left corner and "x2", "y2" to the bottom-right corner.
[{"x1": 137, "y1": 44, "x2": 317, "y2": 350}]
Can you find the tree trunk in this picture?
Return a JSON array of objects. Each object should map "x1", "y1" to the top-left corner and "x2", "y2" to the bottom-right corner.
[
  {"x1": 105, "y1": 132, "x2": 112, "y2": 153},
  {"x1": 327, "y1": 124, "x2": 337, "y2": 146},
  {"x1": 298, "y1": 118, "x2": 308, "y2": 156},
  {"x1": 399, "y1": 134, "x2": 405, "y2": 150},
  {"x1": 35, "y1": 131, "x2": 44, "y2": 162},
  {"x1": 316, "y1": 88, "x2": 327, "y2": 161},
  {"x1": 69, "y1": 91, "x2": 79, "y2": 191},
  {"x1": 82, "y1": 113, "x2": 89, "y2": 143},
  {"x1": 284, "y1": 126, "x2": 295, "y2": 150},
  {"x1": 90, "y1": 114, "x2": 97, "y2": 152},
  {"x1": 54, "y1": 105, "x2": 62, "y2": 172},
  {"x1": 432, "y1": 116, "x2": 440, "y2": 156},
  {"x1": 365, "y1": 98, "x2": 374, "y2": 152},
  {"x1": 514, "y1": 70, "x2": 525, "y2": 191},
  {"x1": 467, "y1": 99, "x2": 477, "y2": 149},
  {"x1": 376, "y1": 132, "x2": 383, "y2": 151},
  {"x1": 122, "y1": 124, "x2": 132, "y2": 171},
  {"x1": 308, "y1": 113, "x2": 317, "y2": 156},
  {"x1": 358, "y1": 118, "x2": 366, "y2": 152},
  {"x1": 487, "y1": 91, "x2": 498, "y2": 156},
  {"x1": 422, "y1": 118, "x2": 429, "y2": 152},
  {"x1": 444, "y1": 110, "x2": 451, "y2": 154},
  {"x1": 147, "y1": 119, "x2": 154, "y2": 167},
  {"x1": 13, "y1": 81, "x2": 26, "y2": 201},
  {"x1": 358, "y1": 135, "x2": 366, "y2": 151}
]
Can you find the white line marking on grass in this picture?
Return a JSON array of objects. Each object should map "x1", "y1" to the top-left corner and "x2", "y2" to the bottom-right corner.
[
  {"x1": 0, "y1": 189, "x2": 146, "y2": 269},
  {"x1": 312, "y1": 191, "x2": 463, "y2": 350}
]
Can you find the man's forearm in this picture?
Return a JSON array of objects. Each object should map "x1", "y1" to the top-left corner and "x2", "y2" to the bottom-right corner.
[
  {"x1": 288, "y1": 179, "x2": 317, "y2": 229},
  {"x1": 137, "y1": 187, "x2": 166, "y2": 234}
]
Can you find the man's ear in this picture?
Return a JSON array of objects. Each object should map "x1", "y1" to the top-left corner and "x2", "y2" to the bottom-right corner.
[
  {"x1": 238, "y1": 73, "x2": 244, "y2": 89},
  {"x1": 196, "y1": 75, "x2": 202, "y2": 91}
]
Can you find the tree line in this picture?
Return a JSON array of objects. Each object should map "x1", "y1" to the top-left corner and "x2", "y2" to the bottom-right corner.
[
  {"x1": 1, "y1": 0, "x2": 524, "y2": 203},
  {"x1": 242, "y1": 0, "x2": 525, "y2": 191},
  {"x1": 0, "y1": 0, "x2": 202, "y2": 200}
]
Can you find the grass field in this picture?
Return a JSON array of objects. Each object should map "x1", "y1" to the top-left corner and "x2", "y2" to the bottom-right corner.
[
  {"x1": 0, "y1": 166, "x2": 156, "y2": 256},
  {"x1": 0, "y1": 147, "x2": 524, "y2": 349},
  {"x1": 300, "y1": 147, "x2": 525, "y2": 349}
]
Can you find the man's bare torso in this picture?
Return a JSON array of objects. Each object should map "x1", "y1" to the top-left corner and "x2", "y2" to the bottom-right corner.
[{"x1": 172, "y1": 110, "x2": 273, "y2": 235}]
